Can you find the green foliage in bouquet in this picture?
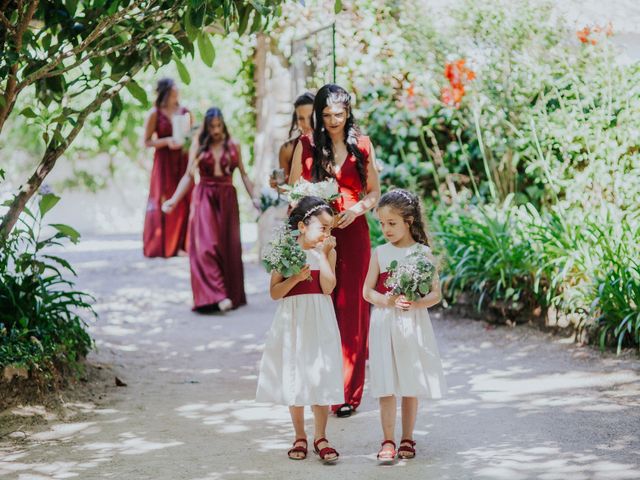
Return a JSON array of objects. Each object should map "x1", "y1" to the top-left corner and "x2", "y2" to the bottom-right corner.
[
  {"x1": 385, "y1": 249, "x2": 436, "y2": 302},
  {"x1": 261, "y1": 226, "x2": 307, "y2": 278}
]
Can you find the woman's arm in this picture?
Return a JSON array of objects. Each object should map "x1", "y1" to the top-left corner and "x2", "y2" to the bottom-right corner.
[
  {"x1": 336, "y1": 143, "x2": 381, "y2": 229},
  {"x1": 318, "y1": 237, "x2": 337, "y2": 294},
  {"x1": 143, "y1": 110, "x2": 176, "y2": 149},
  {"x1": 236, "y1": 144, "x2": 257, "y2": 202},
  {"x1": 161, "y1": 138, "x2": 198, "y2": 213},
  {"x1": 270, "y1": 267, "x2": 311, "y2": 300},
  {"x1": 288, "y1": 141, "x2": 304, "y2": 185},
  {"x1": 363, "y1": 250, "x2": 396, "y2": 308}
]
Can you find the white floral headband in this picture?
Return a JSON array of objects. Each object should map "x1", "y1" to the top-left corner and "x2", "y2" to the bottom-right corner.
[
  {"x1": 302, "y1": 204, "x2": 326, "y2": 220},
  {"x1": 394, "y1": 189, "x2": 415, "y2": 204}
]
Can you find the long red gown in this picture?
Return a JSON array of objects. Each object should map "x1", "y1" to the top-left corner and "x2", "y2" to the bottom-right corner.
[
  {"x1": 143, "y1": 107, "x2": 191, "y2": 257},
  {"x1": 300, "y1": 135, "x2": 371, "y2": 412},
  {"x1": 189, "y1": 141, "x2": 247, "y2": 311}
]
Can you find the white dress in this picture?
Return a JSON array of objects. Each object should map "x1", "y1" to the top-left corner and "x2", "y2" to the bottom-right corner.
[
  {"x1": 256, "y1": 248, "x2": 345, "y2": 406},
  {"x1": 368, "y1": 242, "x2": 446, "y2": 399}
]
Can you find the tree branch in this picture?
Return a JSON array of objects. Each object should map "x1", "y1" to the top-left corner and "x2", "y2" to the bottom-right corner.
[
  {"x1": 0, "y1": 50, "x2": 154, "y2": 238},
  {"x1": 0, "y1": 0, "x2": 39, "y2": 133}
]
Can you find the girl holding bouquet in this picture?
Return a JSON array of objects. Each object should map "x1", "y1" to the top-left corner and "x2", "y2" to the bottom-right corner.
[
  {"x1": 142, "y1": 78, "x2": 193, "y2": 258},
  {"x1": 362, "y1": 189, "x2": 446, "y2": 463},
  {"x1": 256, "y1": 196, "x2": 343, "y2": 463},
  {"x1": 289, "y1": 84, "x2": 381, "y2": 418}
]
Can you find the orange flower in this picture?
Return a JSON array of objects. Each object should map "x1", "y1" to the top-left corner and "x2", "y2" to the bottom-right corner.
[
  {"x1": 577, "y1": 26, "x2": 591, "y2": 44},
  {"x1": 442, "y1": 59, "x2": 474, "y2": 107},
  {"x1": 578, "y1": 23, "x2": 613, "y2": 45},
  {"x1": 441, "y1": 85, "x2": 465, "y2": 107},
  {"x1": 406, "y1": 82, "x2": 415, "y2": 98},
  {"x1": 445, "y1": 59, "x2": 475, "y2": 89}
]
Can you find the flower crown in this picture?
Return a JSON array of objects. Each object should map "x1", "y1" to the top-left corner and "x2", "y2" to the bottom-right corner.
[
  {"x1": 394, "y1": 189, "x2": 415, "y2": 204},
  {"x1": 302, "y1": 204, "x2": 326, "y2": 220}
]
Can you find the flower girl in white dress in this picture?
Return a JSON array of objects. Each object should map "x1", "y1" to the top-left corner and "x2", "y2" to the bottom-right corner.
[
  {"x1": 363, "y1": 189, "x2": 446, "y2": 463},
  {"x1": 256, "y1": 196, "x2": 343, "y2": 463}
]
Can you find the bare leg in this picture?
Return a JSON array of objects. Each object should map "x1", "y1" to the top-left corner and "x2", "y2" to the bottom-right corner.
[
  {"x1": 288, "y1": 406, "x2": 307, "y2": 459},
  {"x1": 311, "y1": 405, "x2": 338, "y2": 461},
  {"x1": 379, "y1": 395, "x2": 397, "y2": 458},
  {"x1": 399, "y1": 397, "x2": 418, "y2": 458}
]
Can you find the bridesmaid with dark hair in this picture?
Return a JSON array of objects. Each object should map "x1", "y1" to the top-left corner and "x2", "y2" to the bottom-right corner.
[
  {"x1": 290, "y1": 84, "x2": 381, "y2": 417},
  {"x1": 271, "y1": 92, "x2": 315, "y2": 186},
  {"x1": 142, "y1": 77, "x2": 193, "y2": 258},
  {"x1": 163, "y1": 108, "x2": 256, "y2": 312}
]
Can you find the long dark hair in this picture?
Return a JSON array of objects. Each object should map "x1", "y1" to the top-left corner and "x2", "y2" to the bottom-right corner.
[
  {"x1": 311, "y1": 84, "x2": 367, "y2": 189},
  {"x1": 288, "y1": 196, "x2": 333, "y2": 231},
  {"x1": 377, "y1": 189, "x2": 431, "y2": 247},
  {"x1": 197, "y1": 107, "x2": 230, "y2": 156},
  {"x1": 288, "y1": 92, "x2": 315, "y2": 139},
  {"x1": 155, "y1": 78, "x2": 176, "y2": 109}
]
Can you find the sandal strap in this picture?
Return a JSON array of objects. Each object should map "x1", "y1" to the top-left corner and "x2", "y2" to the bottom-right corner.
[
  {"x1": 293, "y1": 438, "x2": 308, "y2": 446},
  {"x1": 398, "y1": 445, "x2": 416, "y2": 453},
  {"x1": 288, "y1": 446, "x2": 308, "y2": 454},
  {"x1": 381, "y1": 439, "x2": 397, "y2": 448},
  {"x1": 400, "y1": 439, "x2": 416, "y2": 446},
  {"x1": 317, "y1": 446, "x2": 339, "y2": 459},
  {"x1": 313, "y1": 437, "x2": 328, "y2": 449}
]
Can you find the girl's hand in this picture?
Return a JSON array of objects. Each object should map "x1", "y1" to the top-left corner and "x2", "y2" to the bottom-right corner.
[
  {"x1": 321, "y1": 235, "x2": 336, "y2": 255},
  {"x1": 292, "y1": 264, "x2": 311, "y2": 283},
  {"x1": 385, "y1": 294, "x2": 399, "y2": 308},
  {"x1": 336, "y1": 209, "x2": 357, "y2": 229},
  {"x1": 161, "y1": 198, "x2": 176, "y2": 214},
  {"x1": 395, "y1": 295, "x2": 414, "y2": 311}
]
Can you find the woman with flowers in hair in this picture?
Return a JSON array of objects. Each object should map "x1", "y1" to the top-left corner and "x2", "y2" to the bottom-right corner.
[
  {"x1": 289, "y1": 84, "x2": 381, "y2": 417},
  {"x1": 163, "y1": 108, "x2": 255, "y2": 312},
  {"x1": 142, "y1": 78, "x2": 193, "y2": 257}
]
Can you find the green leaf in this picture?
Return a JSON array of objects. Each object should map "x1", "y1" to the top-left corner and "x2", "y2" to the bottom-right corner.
[
  {"x1": 174, "y1": 56, "x2": 191, "y2": 84},
  {"x1": 49, "y1": 223, "x2": 81, "y2": 244},
  {"x1": 184, "y1": 10, "x2": 199, "y2": 41},
  {"x1": 237, "y1": 6, "x2": 251, "y2": 36},
  {"x1": 39, "y1": 193, "x2": 60, "y2": 217},
  {"x1": 20, "y1": 107, "x2": 37, "y2": 118},
  {"x1": 334, "y1": 0, "x2": 342, "y2": 13},
  {"x1": 125, "y1": 80, "x2": 149, "y2": 107},
  {"x1": 197, "y1": 32, "x2": 215, "y2": 67},
  {"x1": 109, "y1": 93, "x2": 123, "y2": 122}
]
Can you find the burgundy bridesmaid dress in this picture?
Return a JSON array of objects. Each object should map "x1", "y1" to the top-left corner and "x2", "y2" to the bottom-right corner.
[
  {"x1": 300, "y1": 135, "x2": 372, "y2": 412},
  {"x1": 143, "y1": 107, "x2": 191, "y2": 258},
  {"x1": 189, "y1": 141, "x2": 247, "y2": 310}
]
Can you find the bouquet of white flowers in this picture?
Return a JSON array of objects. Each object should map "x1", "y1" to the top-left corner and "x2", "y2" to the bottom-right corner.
[
  {"x1": 261, "y1": 225, "x2": 307, "y2": 278},
  {"x1": 384, "y1": 249, "x2": 436, "y2": 301},
  {"x1": 284, "y1": 178, "x2": 341, "y2": 203},
  {"x1": 258, "y1": 187, "x2": 283, "y2": 214}
]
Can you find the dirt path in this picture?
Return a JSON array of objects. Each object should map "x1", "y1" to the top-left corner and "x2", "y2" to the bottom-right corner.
[{"x1": 1, "y1": 234, "x2": 639, "y2": 480}]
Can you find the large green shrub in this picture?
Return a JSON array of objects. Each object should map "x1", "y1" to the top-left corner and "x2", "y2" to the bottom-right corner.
[{"x1": 0, "y1": 192, "x2": 94, "y2": 377}]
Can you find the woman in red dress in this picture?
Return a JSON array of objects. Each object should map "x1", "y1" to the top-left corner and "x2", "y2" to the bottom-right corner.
[
  {"x1": 162, "y1": 108, "x2": 256, "y2": 312},
  {"x1": 142, "y1": 78, "x2": 193, "y2": 257},
  {"x1": 290, "y1": 84, "x2": 381, "y2": 417},
  {"x1": 279, "y1": 92, "x2": 315, "y2": 180}
]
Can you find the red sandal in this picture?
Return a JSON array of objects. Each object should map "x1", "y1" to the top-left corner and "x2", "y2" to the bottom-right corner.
[
  {"x1": 398, "y1": 438, "x2": 416, "y2": 459},
  {"x1": 377, "y1": 439, "x2": 397, "y2": 464},
  {"x1": 313, "y1": 437, "x2": 340, "y2": 464},
  {"x1": 287, "y1": 438, "x2": 308, "y2": 460}
]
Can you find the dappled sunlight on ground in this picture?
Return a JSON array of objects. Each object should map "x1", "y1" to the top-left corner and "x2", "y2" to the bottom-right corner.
[{"x1": 1, "y1": 234, "x2": 639, "y2": 479}]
